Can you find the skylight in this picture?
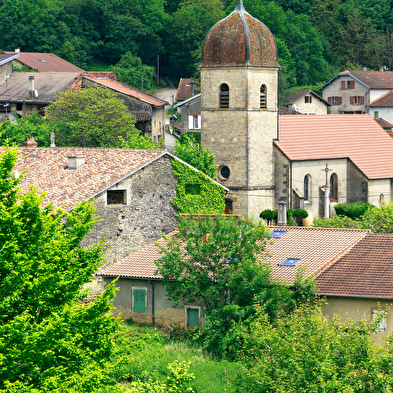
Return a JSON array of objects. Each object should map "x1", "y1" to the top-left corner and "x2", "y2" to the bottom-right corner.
[
  {"x1": 39, "y1": 59, "x2": 47, "y2": 63},
  {"x1": 279, "y1": 258, "x2": 301, "y2": 266},
  {"x1": 270, "y1": 230, "x2": 287, "y2": 238}
]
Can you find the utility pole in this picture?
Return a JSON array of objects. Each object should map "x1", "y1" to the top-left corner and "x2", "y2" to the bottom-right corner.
[
  {"x1": 141, "y1": 77, "x2": 144, "y2": 92},
  {"x1": 322, "y1": 162, "x2": 332, "y2": 217},
  {"x1": 156, "y1": 55, "x2": 160, "y2": 89}
]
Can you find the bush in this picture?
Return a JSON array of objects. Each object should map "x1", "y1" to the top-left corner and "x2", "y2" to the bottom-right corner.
[
  {"x1": 292, "y1": 209, "x2": 308, "y2": 225},
  {"x1": 334, "y1": 201, "x2": 371, "y2": 219},
  {"x1": 179, "y1": 132, "x2": 201, "y2": 144},
  {"x1": 312, "y1": 215, "x2": 362, "y2": 228},
  {"x1": 260, "y1": 209, "x2": 278, "y2": 224}
]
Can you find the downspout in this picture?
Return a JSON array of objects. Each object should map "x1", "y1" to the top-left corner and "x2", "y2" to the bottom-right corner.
[
  {"x1": 149, "y1": 280, "x2": 155, "y2": 326},
  {"x1": 289, "y1": 160, "x2": 293, "y2": 209}
]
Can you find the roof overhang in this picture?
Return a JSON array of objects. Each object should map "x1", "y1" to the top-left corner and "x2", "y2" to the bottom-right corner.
[{"x1": 0, "y1": 53, "x2": 20, "y2": 66}]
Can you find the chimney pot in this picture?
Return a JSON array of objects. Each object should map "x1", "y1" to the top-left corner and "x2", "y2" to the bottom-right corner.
[
  {"x1": 67, "y1": 156, "x2": 85, "y2": 170},
  {"x1": 29, "y1": 76, "x2": 34, "y2": 99},
  {"x1": 15, "y1": 48, "x2": 20, "y2": 53},
  {"x1": 23, "y1": 136, "x2": 37, "y2": 148}
]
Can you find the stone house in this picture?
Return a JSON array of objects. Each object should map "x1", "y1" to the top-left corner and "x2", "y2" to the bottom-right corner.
[
  {"x1": 174, "y1": 94, "x2": 201, "y2": 134},
  {"x1": 286, "y1": 89, "x2": 330, "y2": 115},
  {"x1": 175, "y1": 78, "x2": 193, "y2": 104},
  {"x1": 10, "y1": 146, "x2": 227, "y2": 274},
  {"x1": 75, "y1": 73, "x2": 168, "y2": 142},
  {"x1": 100, "y1": 225, "x2": 393, "y2": 340}
]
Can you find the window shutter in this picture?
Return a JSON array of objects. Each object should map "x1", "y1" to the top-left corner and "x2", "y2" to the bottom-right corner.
[
  {"x1": 338, "y1": 97, "x2": 342, "y2": 105},
  {"x1": 188, "y1": 309, "x2": 199, "y2": 326},
  {"x1": 133, "y1": 289, "x2": 146, "y2": 312},
  {"x1": 360, "y1": 96, "x2": 364, "y2": 104},
  {"x1": 350, "y1": 96, "x2": 354, "y2": 104},
  {"x1": 328, "y1": 97, "x2": 332, "y2": 104},
  {"x1": 341, "y1": 81, "x2": 345, "y2": 89},
  {"x1": 196, "y1": 115, "x2": 201, "y2": 130},
  {"x1": 350, "y1": 80, "x2": 355, "y2": 89},
  {"x1": 188, "y1": 115, "x2": 193, "y2": 129}
]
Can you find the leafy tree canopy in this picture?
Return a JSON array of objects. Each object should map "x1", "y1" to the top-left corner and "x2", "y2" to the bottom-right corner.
[
  {"x1": 46, "y1": 85, "x2": 160, "y2": 149},
  {"x1": 172, "y1": 134, "x2": 217, "y2": 178},
  {"x1": 0, "y1": 147, "x2": 122, "y2": 391}
]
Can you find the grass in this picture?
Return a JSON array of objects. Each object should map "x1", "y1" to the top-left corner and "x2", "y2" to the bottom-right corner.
[{"x1": 111, "y1": 321, "x2": 241, "y2": 392}]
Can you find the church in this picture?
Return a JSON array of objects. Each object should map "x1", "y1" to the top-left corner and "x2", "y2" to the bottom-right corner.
[{"x1": 199, "y1": 0, "x2": 393, "y2": 219}]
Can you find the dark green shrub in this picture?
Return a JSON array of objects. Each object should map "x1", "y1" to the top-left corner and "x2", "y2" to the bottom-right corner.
[
  {"x1": 260, "y1": 209, "x2": 278, "y2": 224},
  {"x1": 292, "y1": 209, "x2": 308, "y2": 226},
  {"x1": 334, "y1": 201, "x2": 371, "y2": 219}
]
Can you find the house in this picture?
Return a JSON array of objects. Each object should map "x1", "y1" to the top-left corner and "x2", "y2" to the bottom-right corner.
[
  {"x1": 318, "y1": 70, "x2": 393, "y2": 114},
  {"x1": 71, "y1": 72, "x2": 169, "y2": 142},
  {"x1": 175, "y1": 78, "x2": 194, "y2": 103},
  {"x1": 286, "y1": 89, "x2": 330, "y2": 115},
  {"x1": 174, "y1": 94, "x2": 201, "y2": 134},
  {"x1": 0, "y1": 53, "x2": 19, "y2": 85},
  {"x1": 98, "y1": 225, "x2": 379, "y2": 330},
  {"x1": 2, "y1": 50, "x2": 84, "y2": 72},
  {"x1": 374, "y1": 117, "x2": 393, "y2": 134},
  {"x1": 9, "y1": 146, "x2": 227, "y2": 281},
  {"x1": 197, "y1": 0, "x2": 393, "y2": 218},
  {"x1": 0, "y1": 72, "x2": 81, "y2": 119},
  {"x1": 367, "y1": 91, "x2": 393, "y2": 124}
]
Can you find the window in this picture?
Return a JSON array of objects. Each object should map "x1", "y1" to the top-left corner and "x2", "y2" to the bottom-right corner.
[
  {"x1": 341, "y1": 80, "x2": 355, "y2": 89},
  {"x1": 380, "y1": 193, "x2": 384, "y2": 203},
  {"x1": 107, "y1": 190, "x2": 126, "y2": 205},
  {"x1": 279, "y1": 258, "x2": 301, "y2": 266},
  {"x1": 220, "y1": 84, "x2": 229, "y2": 108},
  {"x1": 270, "y1": 230, "x2": 287, "y2": 238},
  {"x1": 260, "y1": 85, "x2": 267, "y2": 108},
  {"x1": 186, "y1": 307, "x2": 200, "y2": 326},
  {"x1": 188, "y1": 114, "x2": 201, "y2": 130},
  {"x1": 133, "y1": 288, "x2": 147, "y2": 313},
  {"x1": 330, "y1": 173, "x2": 338, "y2": 201},
  {"x1": 328, "y1": 97, "x2": 342, "y2": 105},
  {"x1": 350, "y1": 96, "x2": 364, "y2": 105},
  {"x1": 304, "y1": 174, "x2": 311, "y2": 201},
  {"x1": 305, "y1": 95, "x2": 312, "y2": 104},
  {"x1": 16, "y1": 103, "x2": 23, "y2": 111},
  {"x1": 225, "y1": 198, "x2": 233, "y2": 214},
  {"x1": 374, "y1": 111, "x2": 379, "y2": 118},
  {"x1": 218, "y1": 165, "x2": 230, "y2": 180},
  {"x1": 372, "y1": 309, "x2": 386, "y2": 333}
]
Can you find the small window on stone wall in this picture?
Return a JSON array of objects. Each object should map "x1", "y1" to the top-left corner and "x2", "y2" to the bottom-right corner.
[
  {"x1": 220, "y1": 84, "x2": 229, "y2": 108},
  {"x1": 260, "y1": 85, "x2": 267, "y2": 108},
  {"x1": 186, "y1": 307, "x2": 200, "y2": 326},
  {"x1": 330, "y1": 173, "x2": 338, "y2": 201},
  {"x1": 107, "y1": 190, "x2": 126, "y2": 205}
]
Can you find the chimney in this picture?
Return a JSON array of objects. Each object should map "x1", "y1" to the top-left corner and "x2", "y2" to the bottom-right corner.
[
  {"x1": 23, "y1": 136, "x2": 37, "y2": 148},
  {"x1": 15, "y1": 48, "x2": 20, "y2": 53},
  {"x1": 362, "y1": 66, "x2": 367, "y2": 71},
  {"x1": 67, "y1": 156, "x2": 85, "y2": 170},
  {"x1": 29, "y1": 76, "x2": 34, "y2": 99},
  {"x1": 379, "y1": 66, "x2": 385, "y2": 72}
]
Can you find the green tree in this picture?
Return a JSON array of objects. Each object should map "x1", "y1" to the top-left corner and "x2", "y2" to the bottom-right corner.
[
  {"x1": 232, "y1": 302, "x2": 393, "y2": 392},
  {"x1": 0, "y1": 147, "x2": 122, "y2": 391},
  {"x1": 46, "y1": 85, "x2": 159, "y2": 148},
  {"x1": 0, "y1": 112, "x2": 51, "y2": 147},
  {"x1": 362, "y1": 202, "x2": 393, "y2": 233},
  {"x1": 173, "y1": 134, "x2": 217, "y2": 178}
]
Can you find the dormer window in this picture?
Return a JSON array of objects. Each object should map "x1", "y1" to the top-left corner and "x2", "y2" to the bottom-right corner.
[
  {"x1": 220, "y1": 84, "x2": 229, "y2": 108},
  {"x1": 260, "y1": 85, "x2": 267, "y2": 108}
]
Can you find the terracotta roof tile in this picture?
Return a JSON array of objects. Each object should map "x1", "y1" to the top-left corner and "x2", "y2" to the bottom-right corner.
[
  {"x1": 69, "y1": 72, "x2": 118, "y2": 90},
  {"x1": 374, "y1": 118, "x2": 393, "y2": 129},
  {"x1": 3, "y1": 51, "x2": 83, "y2": 72},
  {"x1": 369, "y1": 91, "x2": 393, "y2": 107},
  {"x1": 317, "y1": 233, "x2": 393, "y2": 298},
  {"x1": 275, "y1": 114, "x2": 393, "y2": 179},
  {"x1": 10, "y1": 147, "x2": 165, "y2": 211},
  {"x1": 99, "y1": 226, "x2": 369, "y2": 285},
  {"x1": 349, "y1": 70, "x2": 393, "y2": 89},
  {"x1": 175, "y1": 78, "x2": 192, "y2": 101},
  {"x1": 134, "y1": 112, "x2": 151, "y2": 122}
]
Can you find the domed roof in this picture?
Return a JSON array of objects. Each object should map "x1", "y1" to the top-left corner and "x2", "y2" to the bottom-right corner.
[{"x1": 201, "y1": 0, "x2": 279, "y2": 68}]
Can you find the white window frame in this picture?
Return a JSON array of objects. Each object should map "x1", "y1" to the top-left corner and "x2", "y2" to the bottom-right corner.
[
  {"x1": 184, "y1": 305, "x2": 201, "y2": 326},
  {"x1": 188, "y1": 114, "x2": 201, "y2": 130},
  {"x1": 132, "y1": 286, "x2": 148, "y2": 314}
]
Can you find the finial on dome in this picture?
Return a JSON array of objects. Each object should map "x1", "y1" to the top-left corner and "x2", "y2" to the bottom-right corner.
[{"x1": 235, "y1": 0, "x2": 245, "y2": 12}]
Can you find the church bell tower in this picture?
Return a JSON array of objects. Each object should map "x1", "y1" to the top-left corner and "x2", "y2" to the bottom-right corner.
[{"x1": 200, "y1": 0, "x2": 280, "y2": 216}]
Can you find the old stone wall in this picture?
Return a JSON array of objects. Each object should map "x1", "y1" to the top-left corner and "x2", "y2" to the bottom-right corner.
[
  {"x1": 0, "y1": 62, "x2": 12, "y2": 86},
  {"x1": 83, "y1": 155, "x2": 178, "y2": 269},
  {"x1": 368, "y1": 178, "x2": 393, "y2": 206},
  {"x1": 347, "y1": 160, "x2": 368, "y2": 204}
]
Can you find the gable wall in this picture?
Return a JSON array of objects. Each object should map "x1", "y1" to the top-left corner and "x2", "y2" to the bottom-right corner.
[
  {"x1": 288, "y1": 95, "x2": 328, "y2": 115},
  {"x1": 368, "y1": 107, "x2": 393, "y2": 125},
  {"x1": 0, "y1": 62, "x2": 12, "y2": 85},
  {"x1": 368, "y1": 178, "x2": 393, "y2": 206},
  {"x1": 180, "y1": 96, "x2": 201, "y2": 133},
  {"x1": 82, "y1": 155, "x2": 178, "y2": 269}
]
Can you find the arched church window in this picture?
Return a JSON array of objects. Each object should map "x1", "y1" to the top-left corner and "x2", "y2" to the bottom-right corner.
[
  {"x1": 260, "y1": 84, "x2": 267, "y2": 108},
  {"x1": 220, "y1": 84, "x2": 229, "y2": 108},
  {"x1": 304, "y1": 174, "x2": 311, "y2": 201},
  {"x1": 330, "y1": 173, "x2": 338, "y2": 201}
]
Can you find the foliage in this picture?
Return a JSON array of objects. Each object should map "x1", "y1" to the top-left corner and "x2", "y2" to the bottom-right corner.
[
  {"x1": 312, "y1": 214, "x2": 362, "y2": 228},
  {"x1": 155, "y1": 215, "x2": 272, "y2": 315},
  {"x1": 111, "y1": 51, "x2": 155, "y2": 91},
  {"x1": 0, "y1": 112, "x2": 51, "y2": 147},
  {"x1": 261, "y1": 208, "x2": 308, "y2": 226},
  {"x1": 170, "y1": 159, "x2": 225, "y2": 214},
  {"x1": 334, "y1": 201, "x2": 371, "y2": 219},
  {"x1": 46, "y1": 85, "x2": 158, "y2": 148},
  {"x1": 231, "y1": 302, "x2": 393, "y2": 392},
  {"x1": 292, "y1": 208, "x2": 308, "y2": 225},
  {"x1": 173, "y1": 134, "x2": 217, "y2": 178},
  {"x1": 362, "y1": 202, "x2": 393, "y2": 233},
  {"x1": 259, "y1": 209, "x2": 278, "y2": 224},
  {"x1": 179, "y1": 132, "x2": 201, "y2": 144},
  {"x1": 0, "y1": 147, "x2": 121, "y2": 391}
]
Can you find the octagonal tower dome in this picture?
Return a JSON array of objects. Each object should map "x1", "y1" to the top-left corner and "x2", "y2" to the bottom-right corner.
[{"x1": 200, "y1": 0, "x2": 279, "y2": 68}]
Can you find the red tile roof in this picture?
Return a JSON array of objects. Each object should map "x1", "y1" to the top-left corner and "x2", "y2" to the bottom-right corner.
[
  {"x1": 317, "y1": 233, "x2": 393, "y2": 299},
  {"x1": 175, "y1": 78, "x2": 192, "y2": 101},
  {"x1": 69, "y1": 72, "x2": 118, "y2": 90},
  {"x1": 275, "y1": 114, "x2": 393, "y2": 179},
  {"x1": 86, "y1": 77, "x2": 168, "y2": 108},
  {"x1": 349, "y1": 70, "x2": 393, "y2": 89},
  {"x1": 3, "y1": 51, "x2": 83, "y2": 72},
  {"x1": 368, "y1": 91, "x2": 393, "y2": 107},
  {"x1": 10, "y1": 147, "x2": 165, "y2": 211},
  {"x1": 287, "y1": 89, "x2": 330, "y2": 106},
  {"x1": 99, "y1": 226, "x2": 370, "y2": 285},
  {"x1": 134, "y1": 112, "x2": 151, "y2": 122},
  {"x1": 374, "y1": 118, "x2": 393, "y2": 129}
]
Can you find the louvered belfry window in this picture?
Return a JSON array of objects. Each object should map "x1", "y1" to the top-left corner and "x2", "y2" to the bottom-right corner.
[
  {"x1": 220, "y1": 84, "x2": 229, "y2": 108},
  {"x1": 260, "y1": 84, "x2": 267, "y2": 108}
]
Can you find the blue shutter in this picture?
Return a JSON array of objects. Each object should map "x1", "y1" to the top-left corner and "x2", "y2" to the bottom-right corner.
[{"x1": 134, "y1": 289, "x2": 146, "y2": 312}]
